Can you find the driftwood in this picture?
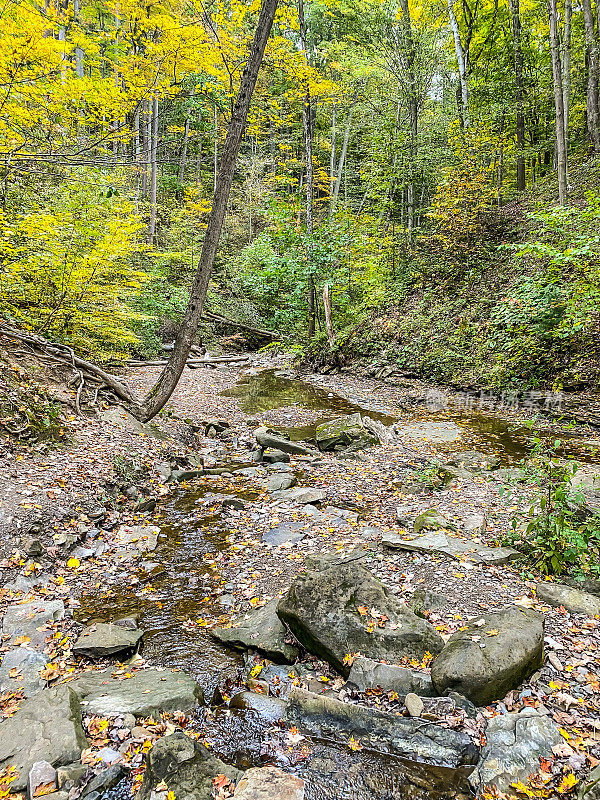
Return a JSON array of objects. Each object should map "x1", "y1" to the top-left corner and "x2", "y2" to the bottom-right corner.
[
  {"x1": 203, "y1": 309, "x2": 278, "y2": 341},
  {"x1": 0, "y1": 322, "x2": 135, "y2": 406}
]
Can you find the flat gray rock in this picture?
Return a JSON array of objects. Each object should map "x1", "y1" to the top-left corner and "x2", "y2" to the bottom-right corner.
[
  {"x1": 431, "y1": 607, "x2": 544, "y2": 706},
  {"x1": 278, "y1": 561, "x2": 444, "y2": 677},
  {"x1": 72, "y1": 623, "x2": 143, "y2": 660},
  {"x1": 3, "y1": 599, "x2": 64, "y2": 645},
  {"x1": 0, "y1": 686, "x2": 87, "y2": 790},
  {"x1": 266, "y1": 473, "x2": 296, "y2": 493},
  {"x1": 115, "y1": 525, "x2": 159, "y2": 551},
  {"x1": 138, "y1": 733, "x2": 239, "y2": 800},
  {"x1": 211, "y1": 600, "x2": 298, "y2": 663},
  {"x1": 0, "y1": 648, "x2": 48, "y2": 697},
  {"x1": 381, "y1": 530, "x2": 520, "y2": 565},
  {"x1": 29, "y1": 760, "x2": 57, "y2": 798},
  {"x1": 255, "y1": 428, "x2": 315, "y2": 456},
  {"x1": 347, "y1": 656, "x2": 434, "y2": 696},
  {"x1": 68, "y1": 667, "x2": 203, "y2": 718},
  {"x1": 272, "y1": 487, "x2": 327, "y2": 505},
  {"x1": 470, "y1": 709, "x2": 562, "y2": 793},
  {"x1": 233, "y1": 765, "x2": 305, "y2": 799},
  {"x1": 263, "y1": 522, "x2": 307, "y2": 546},
  {"x1": 536, "y1": 581, "x2": 600, "y2": 617},
  {"x1": 401, "y1": 422, "x2": 462, "y2": 444}
]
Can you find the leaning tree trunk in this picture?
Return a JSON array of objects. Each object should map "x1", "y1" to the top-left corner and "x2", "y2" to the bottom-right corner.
[
  {"x1": 548, "y1": 0, "x2": 568, "y2": 204},
  {"x1": 582, "y1": 0, "x2": 600, "y2": 153},
  {"x1": 135, "y1": 0, "x2": 279, "y2": 421}
]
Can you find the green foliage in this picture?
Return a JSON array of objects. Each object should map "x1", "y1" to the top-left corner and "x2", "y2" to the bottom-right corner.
[
  {"x1": 0, "y1": 363, "x2": 67, "y2": 444},
  {"x1": 501, "y1": 432, "x2": 600, "y2": 577}
]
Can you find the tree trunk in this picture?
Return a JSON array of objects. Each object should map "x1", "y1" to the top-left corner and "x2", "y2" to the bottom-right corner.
[
  {"x1": 330, "y1": 105, "x2": 354, "y2": 216},
  {"x1": 582, "y1": 0, "x2": 600, "y2": 153},
  {"x1": 447, "y1": 0, "x2": 469, "y2": 127},
  {"x1": 323, "y1": 284, "x2": 335, "y2": 346},
  {"x1": 548, "y1": 0, "x2": 568, "y2": 203},
  {"x1": 298, "y1": 0, "x2": 315, "y2": 338},
  {"x1": 147, "y1": 96, "x2": 159, "y2": 242},
  {"x1": 179, "y1": 89, "x2": 195, "y2": 184},
  {"x1": 508, "y1": 0, "x2": 526, "y2": 190},
  {"x1": 329, "y1": 102, "x2": 337, "y2": 205},
  {"x1": 562, "y1": 0, "x2": 572, "y2": 141},
  {"x1": 135, "y1": 0, "x2": 279, "y2": 421}
]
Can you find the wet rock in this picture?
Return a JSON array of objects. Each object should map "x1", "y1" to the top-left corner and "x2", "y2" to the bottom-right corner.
[
  {"x1": 263, "y1": 449, "x2": 291, "y2": 464},
  {"x1": 0, "y1": 648, "x2": 48, "y2": 697},
  {"x1": 405, "y1": 692, "x2": 424, "y2": 717},
  {"x1": 263, "y1": 522, "x2": 307, "y2": 546},
  {"x1": 271, "y1": 487, "x2": 327, "y2": 505},
  {"x1": 69, "y1": 667, "x2": 203, "y2": 718},
  {"x1": 134, "y1": 497, "x2": 157, "y2": 513},
  {"x1": 0, "y1": 686, "x2": 87, "y2": 791},
  {"x1": 229, "y1": 692, "x2": 288, "y2": 721},
  {"x1": 445, "y1": 451, "x2": 500, "y2": 472},
  {"x1": 233, "y1": 766, "x2": 305, "y2": 799},
  {"x1": 431, "y1": 607, "x2": 544, "y2": 706},
  {"x1": 29, "y1": 761, "x2": 57, "y2": 797},
  {"x1": 315, "y1": 414, "x2": 376, "y2": 452},
  {"x1": 286, "y1": 688, "x2": 478, "y2": 768},
  {"x1": 470, "y1": 709, "x2": 562, "y2": 794},
  {"x1": 536, "y1": 581, "x2": 600, "y2": 617},
  {"x1": 255, "y1": 427, "x2": 316, "y2": 456},
  {"x1": 81, "y1": 764, "x2": 127, "y2": 797},
  {"x1": 277, "y1": 561, "x2": 444, "y2": 677},
  {"x1": 72, "y1": 623, "x2": 143, "y2": 660},
  {"x1": 211, "y1": 600, "x2": 299, "y2": 663},
  {"x1": 414, "y1": 509, "x2": 454, "y2": 533},
  {"x1": 266, "y1": 473, "x2": 296, "y2": 492},
  {"x1": 115, "y1": 525, "x2": 159, "y2": 551},
  {"x1": 347, "y1": 656, "x2": 435, "y2": 696},
  {"x1": 138, "y1": 733, "x2": 240, "y2": 800},
  {"x1": 2, "y1": 599, "x2": 65, "y2": 646}
]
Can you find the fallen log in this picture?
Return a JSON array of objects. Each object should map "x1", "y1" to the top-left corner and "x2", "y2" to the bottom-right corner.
[{"x1": 203, "y1": 309, "x2": 278, "y2": 341}]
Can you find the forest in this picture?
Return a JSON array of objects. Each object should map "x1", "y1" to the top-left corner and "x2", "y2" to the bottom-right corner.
[
  {"x1": 1, "y1": 0, "x2": 600, "y2": 395},
  {"x1": 2, "y1": 1, "x2": 600, "y2": 800}
]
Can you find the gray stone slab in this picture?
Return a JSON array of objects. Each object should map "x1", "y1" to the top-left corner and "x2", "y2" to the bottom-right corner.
[
  {"x1": 0, "y1": 648, "x2": 48, "y2": 696},
  {"x1": 2, "y1": 600, "x2": 65, "y2": 646}
]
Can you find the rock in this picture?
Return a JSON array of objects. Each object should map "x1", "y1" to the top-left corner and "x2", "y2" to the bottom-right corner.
[
  {"x1": 405, "y1": 692, "x2": 424, "y2": 717},
  {"x1": 271, "y1": 487, "x2": 327, "y2": 505},
  {"x1": 536, "y1": 581, "x2": 600, "y2": 617},
  {"x1": 0, "y1": 648, "x2": 48, "y2": 697},
  {"x1": 286, "y1": 688, "x2": 478, "y2": 768},
  {"x1": 115, "y1": 525, "x2": 159, "y2": 551},
  {"x1": 409, "y1": 589, "x2": 448, "y2": 616},
  {"x1": 68, "y1": 667, "x2": 203, "y2": 718},
  {"x1": 29, "y1": 761, "x2": 57, "y2": 797},
  {"x1": 401, "y1": 422, "x2": 462, "y2": 444},
  {"x1": 2, "y1": 599, "x2": 64, "y2": 646},
  {"x1": 460, "y1": 513, "x2": 486, "y2": 536},
  {"x1": 563, "y1": 577, "x2": 600, "y2": 598},
  {"x1": 81, "y1": 764, "x2": 127, "y2": 797},
  {"x1": 266, "y1": 474, "x2": 296, "y2": 493},
  {"x1": 347, "y1": 656, "x2": 435, "y2": 696},
  {"x1": 0, "y1": 686, "x2": 87, "y2": 791},
  {"x1": 381, "y1": 529, "x2": 520, "y2": 565},
  {"x1": 25, "y1": 538, "x2": 45, "y2": 557},
  {"x1": 255, "y1": 428, "x2": 316, "y2": 456},
  {"x1": 277, "y1": 561, "x2": 444, "y2": 677},
  {"x1": 414, "y1": 509, "x2": 455, "y2": 533},
  {"x1": 470, "y1": 709, "x2": 562, "y2": 794},
  {"x1": 263, "y1": 449, "x2": 291, "y2": 464},
  {"x1": 431, "y1": 607, "x2": 544, "y2": 706},
  {"x1": 445, "y1": 451, "x2": 500, "y2": 471},
  {"x1": 56, "y1": 763, "x2": 87, "y2": 790},
  {"x1": 211, "y1": 600, "x2": 299, "y2": 663},
  {"x1": 138, "y1": 733, "x2": 240, "y2": 800},
  {"x1": 580, "y1": 765, "x2": 600, "y2": 800},
  {"x1": 229, "y1": 692, "x2": 288, "y2": 721},
  {"x1": 315, "y1": 414, "x2": 376, "y2": 452},
  {"x1": 263, "y1": 522, "x2": 307, "y2": 546},
  {"x1": 233, "y1": 766, "x2": 305, "y2": 799},
  {"x1": 72, "y1": 624, "x2": 143, "y2": 660}
]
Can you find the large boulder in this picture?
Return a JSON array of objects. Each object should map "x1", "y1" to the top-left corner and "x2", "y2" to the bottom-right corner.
[
  {"x1": 0, "y1": 686, "x2": 87, "y2": 791},
  {"x1": 536, "y1": 581, "x2": 600, "y2": 617},
  {"x1": 277, "y1": 560, "x2": 444, "y2": 677},
  {"x1": 68, "y1": 667, "x2": 203, "y2": 718},
  {"x1": 138, "y1": 733, "x2": 239, "y2": 800},
  {"x1": 211, "y1": 600, "x2": 299, "y2": 663},
  {"x1": 72, "y1": 623, "x2": 143, "y2": 660},
  {"x1": 431, "y1": 607, "x2": 544, "y2": 706},
  {"x1": 315, "y1": 414, "x2": 376, "y2": 452},
  {"x1": 285, "y1": 688, "x2": 478, "y2": 768},
  {"x1": 470, "y1": 709, "x2": 562, "y2": 794}
]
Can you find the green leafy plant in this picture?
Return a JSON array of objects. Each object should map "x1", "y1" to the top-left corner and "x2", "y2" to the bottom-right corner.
[{"x1": 502, "y1": 429, "x2": 600, "y2": 576}]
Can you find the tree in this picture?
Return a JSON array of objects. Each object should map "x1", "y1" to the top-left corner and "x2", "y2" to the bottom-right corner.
[
  {"x1": 548, "y1": 0, "x2": 568, "y2": 204},
  {"x1": 582, "y1": 0, "x2": 600, "y2": 153},
  {"x1": 135, "y1": 0, "x2": 279, "y2": 421}
]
